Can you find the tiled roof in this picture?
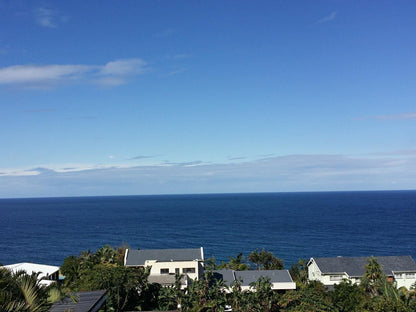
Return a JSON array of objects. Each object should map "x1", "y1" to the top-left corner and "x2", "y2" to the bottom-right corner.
[
  {"x1": 312, "y1": 256, "x2": 416, "y2": 277},
  {"x1": 125, "y1": 248, "x2": 203, "y2": 266},
  {"x1": 50, "y1": 290, "x2": 107, "y2": 312}
]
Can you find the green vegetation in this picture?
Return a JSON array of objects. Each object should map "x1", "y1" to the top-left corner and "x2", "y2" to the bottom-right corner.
[
  {"x1": 0, "y1": 267, "x2": 64, "y2": 312},
  {"x1": 3, "y1": 249, "x2": 416, "y2": 311}
]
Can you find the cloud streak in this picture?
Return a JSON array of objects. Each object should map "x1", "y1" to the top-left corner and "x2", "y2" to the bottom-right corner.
[
  {"x1": 0, "y1": 59, "x2": 148, "y2": 88},
  {"x1": 317, "y1": 11, "x2": 337, "y2": 24},
  {"x1": 375, "y1": 112, "x2": 416, "y2": 120},
  {"x1": 1, "y1": 153, "x2": 415, "y2": 198}
]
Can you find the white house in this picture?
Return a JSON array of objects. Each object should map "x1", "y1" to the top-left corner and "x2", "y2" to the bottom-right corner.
[
  {"x1": 308, "y1": 255, "x2": 416, "y2": 289},
  {"x1": 1, "y1": 262, "x2": 60, "y2": 286},
  {"x1": 213, "y1": 269, "x2": 296, "y2": 292},
  {"x1": 124, "y1": 248, "x2": 204, "y2": 287}
]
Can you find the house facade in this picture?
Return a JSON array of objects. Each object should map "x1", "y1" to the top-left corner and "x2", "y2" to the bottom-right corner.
[
  {"x1": 308, "y1": 256, "x2": 416, "y2": 289},
  {"x1": 213, "y1": 269, "x2": 296, "y2": 291},
  {"x1": 124, "y1": 248, "x2": 204, "y2": 286}
]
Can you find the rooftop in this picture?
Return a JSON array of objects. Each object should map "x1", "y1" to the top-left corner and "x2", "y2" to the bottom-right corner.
[
  {"x1": 50, "y1": 290, "x2": 107, "y2": 312},
  {"x1": 213, "y1": 269, "x2": 296, "y2": 290},
  {"x1": 124, "y1": 248, "x2": 204, "y2": 266},
  {"x1": 311, "y1": 256, "x2": 416, "y2": 277},
  {"x1": 1, "y1": 262, "x2": 59, "y2": 278}
]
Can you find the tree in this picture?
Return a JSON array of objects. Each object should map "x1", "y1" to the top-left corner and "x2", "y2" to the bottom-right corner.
[
  {"x1": 60, "y1": 245, "x2": 154, "y2": 312},
  {"x1": 330, "y1": 279, "x2": 369, "y2": 312},
  {"x1": 204, "y1": 257, "x2": 218, "y2": 271},
  {"x1": 183, "y1": 271, "x2": 227, "y2": 312},
  {"x1": 278, "y1": 281, "x2": 336, "y2": 312},
  {"x1": 248, "y1": 276, "x2": 278, "y2": 312},
  {"x1": 361, "y1": 256, "x2": 386, "y2": 297},
  {"x1": 156, "y1": 273, "x2": 182, "y2": 311},
  {"x1": 289, "y1": 259, "x2": 308, "y2": 287},
  {"x1": 248, "y1": 249, "x2": 284, "y2": 270},
  {"x1": 218, "y1": 253, "x2": 250, "y2": 271},
  {"x1": 0, "y1": 268, "x2": 52, "y2": 312}
]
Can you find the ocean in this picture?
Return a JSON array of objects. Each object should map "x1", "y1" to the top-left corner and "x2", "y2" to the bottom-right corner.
[{"x1": 1, "y1": 190, "x2": 415, "y2": 267}]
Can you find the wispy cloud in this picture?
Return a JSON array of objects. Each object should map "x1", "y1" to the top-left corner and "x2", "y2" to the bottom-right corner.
[
  {"x1": 317, "y1": 11, "x2": 337, "y2": 24},
  {"x1": 34, "y1": 8, "x2": 58, "y2": 28},
  {"x1": 131, "y1": 155, "x2": 156, "y2": 160},
  {"x1": 0, "y1": 58, "x2": 148, "y2": 88},
  {"x1": 0, "y1": 64, "x2": 92, "y2": 85},
  {"x1": 228, "y1": 156, "x2": 246, "y2": 161},
  {"x1": 95, "y1": 58, "x2": 148, "y2": 86},
  {"x1": 375, "y1": 112, "x2": 416, "y2": 120},
  {"x1": 1, "y1": 153, "x2": 415, "y2": 197},
  {"x1": 368, "y1": 149, "x2": 416, "y2": 157},
  {"x1": 166, "y1": 67, "x2": 188, "y2": 77}
]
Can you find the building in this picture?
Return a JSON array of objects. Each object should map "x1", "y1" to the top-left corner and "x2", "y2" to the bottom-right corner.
[
  {"x1": 1, "y1": 262, "x2": 60, "y2": 286},
  {"x1": 124, "y1": 248, "x2": 204, "y2": 287},
  {"x1": 213, "y1": 269, "x2": 296, "y2": 291},
  {"x1": 308, "y1": 255, "x2": 416, "y2": 289}
]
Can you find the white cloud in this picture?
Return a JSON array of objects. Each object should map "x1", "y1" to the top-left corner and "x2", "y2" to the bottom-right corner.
[
  {"x1": 0, "y1": 64, "x2": 93, "y2": 85},
  {"x1": 35, "y1": 8, "x2": 57, "y2": 28},
  {"x1": 317, "y1": 11, "x2": 337, "y2": 24},
  {"x1": 1, "y1": 153, "x2": 416, "y2": 198},
  {"x1": 0, "y1": 58, "x2": 147, "y2": 88},
  {"x1": 100, "y1": 59, "x2": 146, "y2": 76}
]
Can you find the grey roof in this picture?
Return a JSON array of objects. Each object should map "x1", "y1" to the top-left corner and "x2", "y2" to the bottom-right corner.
[
  {"x1": 236, "y1": 270, "x2": 294, "y2": 286},
  {"x1": 312, "y1": 256, "x2": 416, "y2": 277},
  {"x1": 213, "y1": 269, "x2": 294, "y2": 287},
  {"x1": 50, "y1": 290, "x2": 107, "y2": 312},
  {"x1": 213, "y1": 269, "x2": 236, "y2": 287},
  {"x1": 125, "y1": 248, "x2": 203, "y2": 266}
]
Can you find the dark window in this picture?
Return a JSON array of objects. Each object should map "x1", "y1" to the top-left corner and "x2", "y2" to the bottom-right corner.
[
  {"x1": 183, "y1": 268, "x2": 195, "y2": 274},
  {"x1": 160, "y1": 268, "x2": 169, "y2": 274}
]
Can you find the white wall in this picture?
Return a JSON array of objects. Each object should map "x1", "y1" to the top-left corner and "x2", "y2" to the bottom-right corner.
[
  {"x1": 394, "y1": 273, "x2": 416, "y2": 289},
  {"x1": 145, "y1": 260, "x2": 203, "y2": 280}
]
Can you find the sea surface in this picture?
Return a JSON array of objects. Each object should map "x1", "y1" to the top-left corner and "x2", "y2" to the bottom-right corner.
[{"x1": 1, "y1": 190, "x2": 415, "y2": 267}]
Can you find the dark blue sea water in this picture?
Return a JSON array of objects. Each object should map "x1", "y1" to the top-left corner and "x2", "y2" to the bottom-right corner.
[{"x1": 1, "y1": 191, "x2": 415, "y2": 268}]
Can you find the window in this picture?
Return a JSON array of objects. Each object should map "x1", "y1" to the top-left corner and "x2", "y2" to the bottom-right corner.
[
  {"x1": 175, "y1": 268, "x2": 180, "y2": 274},
  {"x1": 395, "y1": 273, "x2": 403, "y2": 279},
  {"x1": 160, "y1": 268, "x2": 169, "y2": 274},
  {"x1": 330, "y1": 275, "x2": 343, "y2": 281},
  {"x1": 183, "y1": 268, "x2": 196, "y2": 274},
  {"x1": 406, "y1": 273, "x2": 415, "y2": 279}
]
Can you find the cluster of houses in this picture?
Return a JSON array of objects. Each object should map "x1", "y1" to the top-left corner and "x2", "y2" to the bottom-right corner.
[
  {"x1": 122, "y1": 248, "x2": 416, "y2": 291},
  {"x1": 2, "y1": 249, "x2": 416, "y2": 311}
]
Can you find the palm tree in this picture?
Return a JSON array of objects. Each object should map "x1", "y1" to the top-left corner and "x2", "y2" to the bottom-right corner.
[
  {"x1": 248, "y1": 249, "x2": 283, "y2": 270},
  {"x1": 218, "y1": 253, "x2": 249, "y2": 271},
  {"x1": 0, "y1": 268, "x2": 51, "y2": 312},
  {"x1": 361, "y1": 256, "x2": 386, "y2": 297}
]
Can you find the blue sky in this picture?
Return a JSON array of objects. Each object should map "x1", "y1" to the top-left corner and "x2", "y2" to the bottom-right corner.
[{"x1": 1, "y1": 1, "x2": 415, "y2": 198}]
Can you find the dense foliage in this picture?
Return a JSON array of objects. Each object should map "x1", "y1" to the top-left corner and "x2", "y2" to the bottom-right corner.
[{"x1": 0, "y1": 267, "x2": 65, "y2": 312}]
